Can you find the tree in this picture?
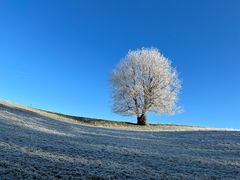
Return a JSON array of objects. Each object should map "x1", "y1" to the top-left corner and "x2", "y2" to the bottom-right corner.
[{"x1": 111, "y1": 48, "x2": 181, "y2": 125}]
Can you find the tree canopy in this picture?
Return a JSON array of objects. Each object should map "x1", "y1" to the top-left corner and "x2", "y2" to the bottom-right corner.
[{"x1": 111, "y1": 48, "x2": 181, "y2": 125}]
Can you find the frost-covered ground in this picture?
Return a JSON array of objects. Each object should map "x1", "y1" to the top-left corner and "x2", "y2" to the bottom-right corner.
[{"x1": 0, "y1": 103, "x2": 240, "y2": 179}]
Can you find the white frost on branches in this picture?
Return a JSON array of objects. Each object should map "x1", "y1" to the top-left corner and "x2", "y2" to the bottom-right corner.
[{"x1": 111, "y1": 48, "x2": 181, "y2": 118}]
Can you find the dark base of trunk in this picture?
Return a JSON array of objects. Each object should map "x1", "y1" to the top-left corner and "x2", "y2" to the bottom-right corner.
[{"x1": 137, "y1": 114, "x2": 147, "y2": 125}]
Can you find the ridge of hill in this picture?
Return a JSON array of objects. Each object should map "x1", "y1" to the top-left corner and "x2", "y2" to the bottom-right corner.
[{"x1": 0, "y1": 100, "x2": 233, "y2": 131}]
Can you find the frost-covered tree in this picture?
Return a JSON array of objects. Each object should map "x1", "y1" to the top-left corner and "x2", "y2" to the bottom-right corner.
[{"x1": 111, "y1": 48, "x2": 181, "y2": 125}]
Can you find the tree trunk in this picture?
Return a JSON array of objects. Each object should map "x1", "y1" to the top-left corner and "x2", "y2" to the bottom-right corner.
[{"x1": 137, "y1": 114, "x2": 147, "y2": 125}]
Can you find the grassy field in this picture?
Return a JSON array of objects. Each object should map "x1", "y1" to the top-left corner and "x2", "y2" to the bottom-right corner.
[
  {"x1": 0, "y1": 101, "x2": 239, "y2": 179},
  {"x1": 0, "y1": 100, "x2": 226, "y2": 131}
]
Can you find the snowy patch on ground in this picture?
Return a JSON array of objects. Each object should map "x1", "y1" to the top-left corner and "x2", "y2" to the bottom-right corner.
[{"x1": 0, "y1": 104, "x2": 240, "y2": 179}]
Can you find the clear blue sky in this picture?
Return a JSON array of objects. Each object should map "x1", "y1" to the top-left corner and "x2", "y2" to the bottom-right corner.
[{"x1": 0, "y1": 0, "x2": 240, "y2": 129}]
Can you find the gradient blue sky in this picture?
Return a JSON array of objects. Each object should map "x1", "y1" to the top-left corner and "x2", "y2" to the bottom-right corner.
[{"x1": 0, "y1": 0, "x2": 240, "y2": 128}]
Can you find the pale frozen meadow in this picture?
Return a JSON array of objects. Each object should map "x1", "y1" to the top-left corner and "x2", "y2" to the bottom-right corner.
[{"x1": 0, "y1": 103, "x2": 240, "y2": 179}]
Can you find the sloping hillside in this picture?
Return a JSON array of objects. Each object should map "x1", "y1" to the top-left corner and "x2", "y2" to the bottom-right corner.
[
  {"x1": 0, "y1": 101, "x2": 225, "y2": 131},
  {"x1": 0, "y1": 101, "x2": 240, "y2": 179}
]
